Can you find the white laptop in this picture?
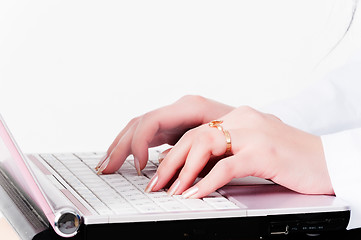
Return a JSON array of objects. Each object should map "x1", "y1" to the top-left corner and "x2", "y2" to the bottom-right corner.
[{"x1": 0, "y1": 114, "x2": 351, "y2": 239}]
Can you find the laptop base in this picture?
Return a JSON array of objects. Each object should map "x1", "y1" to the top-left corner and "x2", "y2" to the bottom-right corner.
[
  {"x1": 0, "y1": 166, "x2": 351, "y2": 240},
  {"x1": 31, "y1": 211, "x2": 349, "y2": 240}
]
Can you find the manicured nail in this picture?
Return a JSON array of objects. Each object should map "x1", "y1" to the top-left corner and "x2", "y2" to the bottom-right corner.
[
  {"x1": 134, "y1": 157, "x2": 141, "y2": 176},
  {"x1": 158, "y1": 148, "x2": 172, "y2": 164},
  {"x1": 95, "y1": 153, "x2": 108, "y2": 171},
  {"x1": 96, "y1": 156, "x2": 110, "y2": 175},
  {"x1": 167, "y1": 179, "x2": 180, "y2": 196},
  {"x1": 145, "y1": 174, "x2": 158, "y2": 193},
  {"x1": 158, "y1": 152, "x2": 166, "y2": 164},
  {"x1": 182, "y1": 186, "x2": 198, "y2": 199}
]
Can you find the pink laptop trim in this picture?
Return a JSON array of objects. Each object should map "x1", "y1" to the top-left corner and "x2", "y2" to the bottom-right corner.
[{"x1": 0, "y1": 119, "x2": 55, "y2": 229}]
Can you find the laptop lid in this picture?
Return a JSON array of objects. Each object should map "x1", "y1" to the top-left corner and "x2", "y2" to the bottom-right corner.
[{"x1": 0, "y1": 115, "x2": 81, "y2": 237}]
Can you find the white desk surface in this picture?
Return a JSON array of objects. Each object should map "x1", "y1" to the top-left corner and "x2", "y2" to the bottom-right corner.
[{"x1": 0, "y1": 211, "x2": 20, "y2": 240}]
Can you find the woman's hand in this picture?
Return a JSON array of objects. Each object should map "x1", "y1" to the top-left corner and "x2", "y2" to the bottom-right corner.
[
  {"x1": 145, "y1": 106, "x2": 335, "y2": 198},
  {"x1": 96, "y1": 95, "x2": 235, "y2": 175}
]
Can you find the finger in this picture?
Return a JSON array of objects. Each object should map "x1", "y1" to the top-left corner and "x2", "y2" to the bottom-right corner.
[
  {"x1": 146, "y1": 131, "x2": 193, "y2": 192},
  {"x1": 182, "y1": 155, "x2": 249, "y2": 199},
  {"x1": 100, "y1": 124, "x2": 136, "y2": 174},
  {"x1": 158, "y1": 148, "x2": 172, "y2": 164},
  {"x1": 170, "y1": 127, "x2": 228, "y2": 195},
  {"x1": 103, "y1": 106, "x2": 178, "y2": 173},
  {"x1": 131, "y1": 102, "x2": 202, "y2": 172},
  {"x1": 96, "y1": 117, "x2": 140, "y2": 171},
  {"x1": 198, "y1": 155, "x2": 224, "y2": 177},
  {"x1": 107, "y1": 117, "x2": 140, "y2": 155},
  {"x1": 130, "y1": 112, "x2": 164, "y2": 171}
]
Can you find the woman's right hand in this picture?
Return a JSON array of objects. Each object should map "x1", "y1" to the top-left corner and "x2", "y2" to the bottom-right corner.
[{"x1": 96, "y1": 95, "x2": 235, "y2": 175}]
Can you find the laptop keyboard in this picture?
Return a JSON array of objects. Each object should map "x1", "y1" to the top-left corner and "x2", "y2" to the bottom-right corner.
[{"x1": 40, "y1": 152, "x2": 239, "y2": 215}]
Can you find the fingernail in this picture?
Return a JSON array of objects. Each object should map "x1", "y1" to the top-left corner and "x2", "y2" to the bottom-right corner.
[
  {"x1": 158, "y1": 153, "x2": 166, "y2": 164},
  {"x1": 145, "y1": 174, "x2": 158, "y2": 193},
  {"x1": 96, "y1": 156, "x2": 110, "y2": 175},
  {"x1": 95, "y1": 153, "x2": 108, "y2": 171},
  {"x1": 182, "y1": 186, "x2": 198, "y2": 199},
  {"x1": 134, "y1": 157, "x2": 141, "y2": 176},
  {"x1": 158, "y1": 148, "x2": 172, "y2": 164},
  {"x1": 167, "y1": 179, "x2": 180, "y2": 196}
]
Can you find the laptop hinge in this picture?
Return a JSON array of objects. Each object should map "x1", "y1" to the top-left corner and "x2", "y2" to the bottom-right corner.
[{"x1": 0, "y1": 169, "x2": 48, "y2": 240}]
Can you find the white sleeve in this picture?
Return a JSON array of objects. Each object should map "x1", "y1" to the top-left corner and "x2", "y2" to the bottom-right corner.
[
  {"x1": 260, "y1": 56, "x2": 361, "y2": 229},
  {"x1": 322, "y1": 129, "x2": 361, "y2": 229},
  {"x1": 261, "y1": 60, "x2": 361, "y2": 135}
]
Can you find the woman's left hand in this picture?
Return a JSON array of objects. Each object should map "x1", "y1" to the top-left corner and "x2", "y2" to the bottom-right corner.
[{"x1": 146, "y1": 106, "x2": 335, "y2": 198}]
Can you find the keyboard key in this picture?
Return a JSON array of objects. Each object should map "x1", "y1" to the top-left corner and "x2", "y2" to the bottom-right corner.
[
  {"x1": 42, "y1": 152, "x2": 240, "y2": 217},
  {"x1": 203, "y1": 197, "x2": 239, "y2": 210},
  {"x1": 75, "y1": 152, "x2": 103, "y2": 160},
  {"x1": 54, "y1": 153, "x2": 79, "y2": 161},
  {"x1": 40, "y1": 154, "x2": 58, "y2": 163},
  {"x1": 135, "y1": 204, "x2": 163, "y2": 213},
  {"x1": 96, "y1": 208, "x2": 114, "y2": 215},
  {"x1": 108, "y1": 202, "x2": 133, "y2": 210},
  {"x1": 177, "y1": 198, "x2": 214, "y2": 211},
  {"x1": 145, "y1": 191, "x2": 168, "y2": 199},
  {"x1": 110, "y1": 204, "x2": 138, "y2": 214}
]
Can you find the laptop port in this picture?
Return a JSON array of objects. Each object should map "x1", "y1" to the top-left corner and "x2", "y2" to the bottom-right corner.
[{"x1": 270, "y1": 224, "x2": 289, "y2": 235}]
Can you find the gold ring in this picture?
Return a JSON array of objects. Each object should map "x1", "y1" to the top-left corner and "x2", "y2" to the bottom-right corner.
[{"x1": 209, "y1": 120, "x2": 232, "y2": 155}]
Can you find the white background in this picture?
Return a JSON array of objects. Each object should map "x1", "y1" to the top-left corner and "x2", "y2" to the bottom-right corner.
[{"x1": 1, "y1": 0, "x2": 361, "y2": 153}]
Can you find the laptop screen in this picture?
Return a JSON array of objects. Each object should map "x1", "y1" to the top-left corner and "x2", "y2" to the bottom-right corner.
[{"x1": 0, "y1": 116, "x2": 54, "y2": 225}]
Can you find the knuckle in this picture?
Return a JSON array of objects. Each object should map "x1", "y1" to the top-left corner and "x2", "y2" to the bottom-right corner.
[
  {"x1": 217, "y1": 159, "x2": 235, "y2": 177},
  {"x1": 179, "y1": 94, "x2": 207, "y2": 105},
  {"x1": 240, "y1": 146, "x2": 254, "y2": 162},
  {"x1": 183, "y1": 128, "x2": 196, "y2": 139},
  {"x1": 238, "y1": 105, "x2": 258, "y2": 116},
  {"x1": 141, "y1": 111, "x2": 154, "y2": 122},
  {"x1": 197, "y1": 129, "x2": 214, "y2": 143},
  {"x1": 122, "y1": 116, "x2": 140, "y2": 133},
  {"x1": 239, "y1": 105, "x2": 266, "y2": 123},
  {"x1": 137, "y1": 111, "x2": 159, "y2": 131},
  {"x1": 238, "y1": 105, "x2": 254, "y2": 113},
  {"x1": 129, "y1": 116, "x2": 140, "y2": 125}
]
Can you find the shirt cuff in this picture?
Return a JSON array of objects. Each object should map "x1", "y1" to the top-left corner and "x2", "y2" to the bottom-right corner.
[{"x1": 322, "y1": 129, "x2": 361, "y2": 229}]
